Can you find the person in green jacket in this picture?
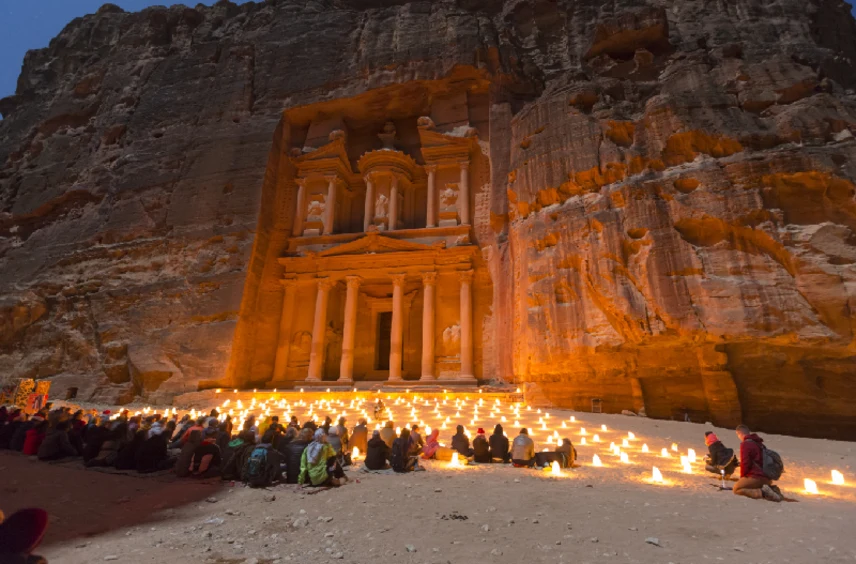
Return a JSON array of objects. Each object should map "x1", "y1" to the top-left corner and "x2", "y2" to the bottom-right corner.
[{"x1": 299, "y1": 429, "x2": 347, "y2": 487}]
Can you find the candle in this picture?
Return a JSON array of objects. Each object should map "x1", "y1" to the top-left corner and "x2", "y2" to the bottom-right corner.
[
  {"x1": 592, "y1": 454, "x2": 602, "y2": 467},
  {"x1": 642, "y1": 444, "x2": 649, "y2": 453},
  {"x1": 832, "y1": 470, "x2": 845, "y2": 485},
  {"x1": 551, "y1": 461, "x2": 561, "y2": 475},
  {"x1": 804, "y1": 478, "x2": 818, "y2": 494},
  {"x1": 687, "y1": 448, "x2": 696, "y2": 463},
  {"x1": 652, "y1": 466, "x2": 664, "y2": 483},
  {"x1": 601, "y1": 424, "x2": 607, "y2": 431},
  {"x1": 620, "y1": 452, "x2": 630, "y2": 464},
  {"x1": 661, "y1": 448, "x2": 670, "y2": 458}
]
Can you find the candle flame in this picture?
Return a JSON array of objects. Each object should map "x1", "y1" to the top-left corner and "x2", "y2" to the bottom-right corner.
[
  {"x1": 804, "y1": 478, "x2": 819, "y2": 494},
  {"x1": 592, "y1": 454, "x2": 602, "y2": 467},
  {"x1": 671, "y1": 443, "x2": 678, "y2": 452},
  {"x1": 352, "y1": 446, "x2": 360, "y2": 460},
  {"x1": 687, "y1": 448, "x2": 696, "y2": 463},
  {"x1": 551, "y1": 461, "x2": 561, "y2": 475},
  {"x1": 450, "y1": 452, "x2": 460, "y2": 468},
  {"x1": 642, "y1": 443, "x2": 649, "y2": 453},
  {"x1": 601, "y1": 424, "x2": 607, "y2": 431},
  {"x1": 661, "y1": 447, "x2": 670, "y2": 458},
  {"x1": 580, "y1": 437, "x2": 586, "y2": 445},
  {"x1": 832, "y1": 470, "x2": 845, "y2": 485},
  {"x1": 652, "y1": 466, "x2": 664, "y2": 483},
  {"x1": 620, "y1": 451, "x2": 630, "y2": 464}
]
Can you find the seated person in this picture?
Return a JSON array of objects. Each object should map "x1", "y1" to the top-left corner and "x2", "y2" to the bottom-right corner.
[
  {"x1": 188, "y1": 427, "x2": 222, "y2": 478},
  {"x1": 379, "y1": 421, "x2": 396, "y2": 449},
  {"x1": 489, "y1": 424, "x2": 510, "y2": 463},
  {"x1": 472, "y1": 428, "x2": 491, "y2": 463},
  {"x1": 22, "y1": 420, "x2": 47, "y2": 456},
  {"x1": 421, "y1": 429, "x2": 441, "y2": 459},
  {"x1": 285, "y1": 428, "x2": 313, "y2": 484},
  {"x1": 37, "y1": 421, "x2": 79, "y2": 461},
  {"x1": 391, "y1": 428, "x2": 418, "y2": 473},
  {"x1": 365, "y1": 430, "x2": 391, "y2": 470},
  {"x1": 135, "y1": 425, "x2": 174, "y2": 473},
  {"x1": 86, "y1": 423, "x2": 129, "y2": 467},
  {"x1": 510, "y1": 428, "x2": 535, "y2": 467},
  {"x1": 704, "y1": 431, "x2": 738, "y2": 478},
  {"x1": 299, "y1": 430, "x2": 346, "y2": 487},
  {"x1": 555, "y1": 438, "x2": 576, "y2": 468},
  {"x1": 451, "y1": 425, "x2": 474, "y2": 457}
]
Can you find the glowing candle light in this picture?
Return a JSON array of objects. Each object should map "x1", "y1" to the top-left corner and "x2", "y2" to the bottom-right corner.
[
  {"x1": 601, "y1": 424, "x2": 607, "y2": 432},
  {"x1": 804, "y1": 478, "x2": 819, "y2": 494},
  {"x1": 514, "y1": 420, "x2": 521, "y2": 427},
  {"x1": 687, "y1": 448, "x2": 696, "y2": 463},
  {"x1": 580, "y1": 437, "x2": 587, "y2": 445},
  {"x1": 450, "y1": 452, "x2": 460, "y2": 468},
  {"x1": 561, "y1": 421, "x2": 567, "y2": 429},
  {"x1": 642, "y1": 443, "x2": 649, "y2": 453},
  {"x1": 661, "y1": 448, "x2": 670, "y2": 458},
  {"x1": 547, "y1": 436, "x2": 554, "y2": 444},
  {"x1": 352, "y1": 446, "x2": 360, "y2": 460},
  {"x1": 627, "y1": 432, "x2": 635, "y2": 440},
  {"x1": 622, "y1": 438, "x2": 629, "y2": 448},
  {"x1": 570, "y1": 416, "x2": 576, "y2": 423},
  {"x1": 652, "y1": 466, "x2": 664, "y2": 483},
  {"x1": 671, "y1": 443, "x2": 678, "y2": 452},
  {"x1": 551, "y1": 461, "x2": 561, "y2": 476},
  {"x1": 593, "y1": 434, "x2": 601, "y2": 443},
  {"x1": 580, "y1": 427, "x2": 587, "y2": 436},
  {"x1": 620, "y1": 452, "x2": 630, "y2": 464},
  {"x1": 681, "y1": 456, "x2": 692, "y2": 474},
  {"x1": 592, "y1": 454, "x2": 603, "y2": 467},
  {"x1": 832, "y1": 470, "x2": 845, "y2": 485}
]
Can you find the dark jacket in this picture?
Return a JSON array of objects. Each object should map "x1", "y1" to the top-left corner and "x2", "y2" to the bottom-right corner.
[
  {"x1": 707, "y1": 441, "x2": 735, "y2": 467},
  {"x1": 222, "y1": 441, "x2": 256, "y2": 481},
  {"x1": 0, "y1": 420, "x2": 23, "y2": 449},
  {"x1": 365, "y1": 436, "x2": 390, "y2": 470},
  {"x1": 284, "y1": 439, "x2": 309, "y2": 484},
  {"x1": 473, "y1": 435, "x2": 491, "y2": 463},
  {"x1": 82, "y1": 426, "x2": 109, "y2": 462},
  {"x1": 115, "y1": 431, "x2": 146, "y2": 470},
  {"x1": 740, "y1": 434, "x2": 767, "y2": 480},
  {"x1": 10, "y1": 418, "x2": 43, "y2": 452},
  {"x1": 37, "y1": 428, "x2": 78, "y2": 461},
  {"x1": 489, "y1": 430, "x2": 509, "y2": 460},
  {"x1": 351, "y1": 424, "x2": 368, "y2": 454},
  {"x1": 451, "y1": 432, "x2": 472, "y2": 456},
  {"x1": 136, "y1": 433, "x2": 169, "y2": 473}
]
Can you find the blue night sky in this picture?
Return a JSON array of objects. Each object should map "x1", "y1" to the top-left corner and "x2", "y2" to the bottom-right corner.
[{"x1": 0, "y1": 0, "x2": 855, "y2": 100}]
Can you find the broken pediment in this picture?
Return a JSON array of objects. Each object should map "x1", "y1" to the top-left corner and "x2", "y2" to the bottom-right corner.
[
  {"x1": 315, "y1": 231, "x2": 444, "y2": 257},
  {"x1": 292, "y1": 135, "x2": 354, "y2": 180}
]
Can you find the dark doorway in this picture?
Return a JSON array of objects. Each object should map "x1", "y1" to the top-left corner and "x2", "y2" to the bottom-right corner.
[{"x1": 376, "y1": 311, "x2": 392, "y2": 370}]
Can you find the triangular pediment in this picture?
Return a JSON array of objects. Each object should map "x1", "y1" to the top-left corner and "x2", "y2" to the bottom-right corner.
[{"x1": 315, "y1": 232, "x2": 444, "y2": 257}]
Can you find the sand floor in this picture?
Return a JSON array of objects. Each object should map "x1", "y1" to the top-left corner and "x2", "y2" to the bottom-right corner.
[{"x1": 2, "y1": 408, "x2": 855, "y2": 564}]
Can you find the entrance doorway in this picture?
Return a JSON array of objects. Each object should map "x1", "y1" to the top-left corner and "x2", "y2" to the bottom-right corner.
[{"x1": 376, "y1": 311, "x2": 392, "y2": 370}]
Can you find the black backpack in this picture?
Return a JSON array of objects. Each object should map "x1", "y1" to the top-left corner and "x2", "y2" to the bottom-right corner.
[
  {"x1": 390, "y1": 439, "x2": 406, "y2": 473},
  {"x1": 749, "y1": 439, "x2": 784, "y2": 480},
  {"x1": 243, "y1": 445, "x2": 278, "y2": 488}
]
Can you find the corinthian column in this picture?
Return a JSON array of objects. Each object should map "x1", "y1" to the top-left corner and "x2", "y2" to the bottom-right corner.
[
  {"x1": 426, "y1": 165, "x2": 437, "y2": 228},
  {"x1": 388, "y1": 273, "x2": 406, "y2": 381},
  {"x1": 459, "y1": 270, "x2": 475, "y2": 381},
  {"x1": 389, "y1": 175, "x2": 400, "y2": 231},
  {"x1": 363, "y1": 174, "x2": 375, "y2": 232},
  {"x1": 459, "y1": 161, "x2": 470, "y2": 226},
  {"x1": 323, "y1": 175, "x2": 338, "y2": 236},
  {"x1": 307, "y1": 277, "x2": 335, "y2": 382},
  {"x1": 420, "y1": 272, "x2": 437, "y2": 381},
  {"x1": 293, "y1": 179, "x2": 307, "y2": 236},
  {"x1": 338, "y1": 276, "x2": 361, "y2": 383},
  {"x1": 271, "y1": 278, "x2": 298, "y2": 384}
]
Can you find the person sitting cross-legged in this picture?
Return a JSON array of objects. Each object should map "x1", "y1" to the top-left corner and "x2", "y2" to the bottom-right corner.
[{"x1": 511, "y1": 428, "x2": 535, "y2": 468}]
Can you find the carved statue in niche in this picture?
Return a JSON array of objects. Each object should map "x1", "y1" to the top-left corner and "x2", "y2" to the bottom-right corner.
[
  {"x1": 378, "y1": 121, "x2": 397, "y2": 150},
  {"x1": 443, "y1": 324, "x2": 461, "y2": 348},
  {"x1": 374, "y1": 194, "x2": 389, "y2": 219},
  {"x1": 417, "y1": 116, "x2": 435, "y2": 130},
  {"x1": 440, "y1": 183, "x2": 459, "y2": 210},
  {"x1": 289, "y1": 331, "x2": 312, "y2": 365},
  {"x1": 306, "y1": 196, "x2": 326, "y2": 223}
]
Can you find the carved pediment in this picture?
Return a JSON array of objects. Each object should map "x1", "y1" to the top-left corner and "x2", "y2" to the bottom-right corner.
[
  {"x1": 292, "y1": 137, "x2": 353, "y2": 179},
  {"x1": 418, "y1": 127, "x2": 477, "y2": 164},
  {"x1": 314, "y1": 232, "x2": 444, "y2": 257}
]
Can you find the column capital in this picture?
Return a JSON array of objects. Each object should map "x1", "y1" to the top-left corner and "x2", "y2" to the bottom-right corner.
[
  {"x1": 280, "y1": 277, "x2": 299, "y2": 289},
  {"x1": 295, "y1": 177, "x2": 309, "y2": 188},
  {"x1": 459, "y1": 161, "x2": 470, "y2": 171},
  {"x1": 425, "y1": 164, "x2": 438, "y2": 173},
  {"x1": 458, "y1": 269, "x2": 474, "y2": 284},
  {"x1": 324, "y1": 174, "x2": 342, "y2": 186},
  {"x1": 364, "y1": 172, "x2": 377, "y2": 184},
  {"x1": 391, "y1": 273, "x2": 407, "y2": 287},
  {"x1": 316, "y1": 277, "x2": 336, "y2": 291},
  {"x1": 345, "y1": 275, "x2": 362, "y2": 289},
  {"x1": 421, "y1": 271, "x2": 438, "y2": 286}
]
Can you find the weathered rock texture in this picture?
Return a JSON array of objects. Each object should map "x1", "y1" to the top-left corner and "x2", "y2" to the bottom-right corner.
[{"x1": 1, "y1": 0, "x2": 855, "y2": 438}]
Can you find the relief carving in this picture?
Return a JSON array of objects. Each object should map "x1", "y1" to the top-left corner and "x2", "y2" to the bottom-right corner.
[
  {"x1": 289, "y1": 331, "x2": 312, "y2": 365},
  {"x1": 440, "y1": 183, "x2": 459, "y2": 210},
  {"x1": 443, "y1": 324, "x2": 461, "y2": 347},
  {"x1": 306, "y1": 196, "x2": 326, "y2": 223},
  {"x1": 374, "y1": 194, "x2": 389, "y2": 219}
]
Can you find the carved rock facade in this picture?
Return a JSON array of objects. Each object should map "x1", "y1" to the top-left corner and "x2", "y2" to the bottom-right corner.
[{"x1": 1, "y1": 0, "x2": 855, "y2": 438}]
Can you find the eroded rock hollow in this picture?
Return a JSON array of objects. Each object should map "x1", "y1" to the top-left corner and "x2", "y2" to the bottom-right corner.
[{"x1": 1, "y1": 0, "x2": 855, "y2": 438}]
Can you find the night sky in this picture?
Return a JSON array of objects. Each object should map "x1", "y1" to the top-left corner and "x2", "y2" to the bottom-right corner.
[{"x1": 0, "y1": 0, "x2": 855, "y2": 100}]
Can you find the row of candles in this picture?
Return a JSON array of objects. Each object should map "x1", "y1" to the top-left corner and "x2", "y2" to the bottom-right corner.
[{"x1": 126, "y1": 391, "x2": 846, "y2": 496}]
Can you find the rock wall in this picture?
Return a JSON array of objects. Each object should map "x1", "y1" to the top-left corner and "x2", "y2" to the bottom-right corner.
[{"x1": 1, "y1": 0, "x2": 855, "y2": 438}]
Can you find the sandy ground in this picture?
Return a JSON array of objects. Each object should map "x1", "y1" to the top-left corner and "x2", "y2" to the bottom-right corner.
[{"x1": 2, "y1": 408, "x2": 855, "y2": 564}]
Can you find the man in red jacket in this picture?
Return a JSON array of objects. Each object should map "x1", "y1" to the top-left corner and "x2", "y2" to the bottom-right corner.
[{"x1": 733, "y1": 425, "x2": 781, "y2": 502}]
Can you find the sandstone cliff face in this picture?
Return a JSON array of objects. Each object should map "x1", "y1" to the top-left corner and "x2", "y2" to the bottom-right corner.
[{"x1": 1, "y1": 0, "x2": 855, "y2": 438}]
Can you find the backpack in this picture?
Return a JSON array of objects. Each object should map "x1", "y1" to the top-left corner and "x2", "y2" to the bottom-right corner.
[
  {"x1": 760, "y1": 446, "x2": 784, "y2": 480},
  {"x1": 390, "y1": 439, "x2": 406, "y2": 473},
  {"x1": 750, "y1": 439, "x2": 784, "y2": 480},
  {"x1": 244, "y1": 446, "x2": 276, "y2": 488}
]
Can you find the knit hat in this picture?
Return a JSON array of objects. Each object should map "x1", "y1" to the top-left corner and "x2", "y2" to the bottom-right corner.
[{"x1": 477, "y1": 428, "x2": 485, "y2": 434}]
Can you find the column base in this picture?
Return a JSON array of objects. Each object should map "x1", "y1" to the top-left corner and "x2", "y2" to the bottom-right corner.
[
  {"x1": 419, "y1": 375, "x2": 435, "y2": 382},
  {"x1": 337, "y1": 377, "x2": 354, "y2": 384},
  {"x1": 458, "y1": 374, "x2": 477, "y2": 383}
]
